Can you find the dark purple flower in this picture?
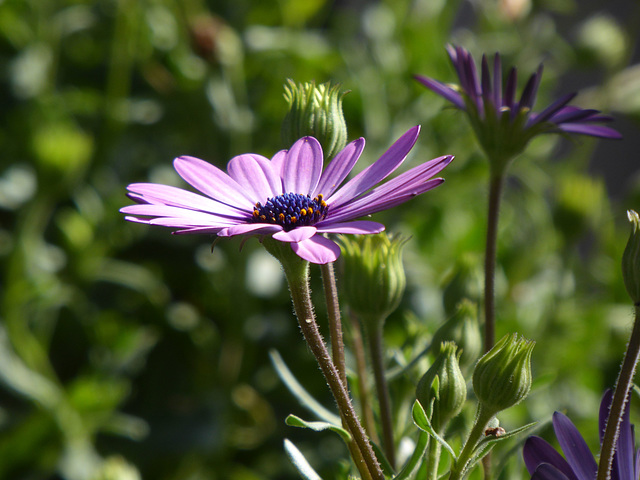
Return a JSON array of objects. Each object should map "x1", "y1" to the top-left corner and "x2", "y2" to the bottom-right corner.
[
  {"x1": 121, "y1": 126, "x2": 452, "y2": 264},
  {"x1": 523, "y1": 390, "x2": 640, "y2": 480},
  {"x1": 415, "y1": 45, "x2": 620, "y2": 168}
]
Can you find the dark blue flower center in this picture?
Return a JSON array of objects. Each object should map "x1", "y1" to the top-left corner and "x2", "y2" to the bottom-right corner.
[{"x1": 251, "y1": 193, "x2": 328, "y2": 231}]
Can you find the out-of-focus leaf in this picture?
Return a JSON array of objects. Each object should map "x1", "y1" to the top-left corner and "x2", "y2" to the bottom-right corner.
[
  {"x1": 285, "y1": 414, "x2": 351, "y2": 443},
  {"x1": 269, "y1": 350, "x2": 340, "y2": 425},
  {"x1": 283, "y1": 439, "x2": 323, "y2": 480}
]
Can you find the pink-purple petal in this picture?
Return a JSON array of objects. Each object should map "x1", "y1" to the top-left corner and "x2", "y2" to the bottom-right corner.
[
  {"x1": 290, "y1": 235, "x2": 341, "y2": 264},
  {"x1": 227, "y1": 154, "x2": 283, "y2": 204},
  {"x1": 120, "y1": 203, "x2": 230, "y2": 222},
  {"x1": 271, "y1": 149, "x2": 287, "y2": 176},
  {"x1": 316, "y1": 220, "x2": 385, "y2": 235},
  {"x1": 218, "y1": 223, "x2": 283, "y2": 237},
  {"x1": 312, "y1": 138, "x2": 365, "y2": 199},
  {"x1": 282, "y1": 137, "x2": 323, "y2": 195},
  {"x1": 272, "y1": 226, "x2": 317, "y2": 243},
  {"x1": 126, "y1": 183, "x2": 247, "y2": 218},
  {"x1": 174, "y1": 156, "x2": 253, "y2": 208},
  {"x1": 327, "y1": 126, "x2": 421, "y2": 209}
]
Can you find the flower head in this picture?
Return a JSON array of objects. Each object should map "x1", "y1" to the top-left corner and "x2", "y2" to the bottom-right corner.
[
  {"x1": 415, "y1": 45, "x2": 621, "y2": 171},
  {"x1": 121, "y1": 126, "x2": 452, "y2": 264},
  {"x1": 523, "y1": 390, "x2": 639, "y2": 480}
]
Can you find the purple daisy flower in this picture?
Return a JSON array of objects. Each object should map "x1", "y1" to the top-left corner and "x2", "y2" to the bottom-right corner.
[
  {"x1": 121, "y1": 126, "x2": 452, "y2": 264},
  {"x1": 415, "y1": 45, "x2": 620, "y2": 167},
  {"x1": 523, "y1": 390, "x2": 640, "y2": 480}
]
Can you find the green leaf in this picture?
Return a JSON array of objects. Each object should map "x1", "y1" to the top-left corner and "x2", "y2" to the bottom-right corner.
[
  {"x1": 285, "y1": 414, "x2": 351, "y2": 443},
  {"x1": 411, "y1": 400, "x2": 457, "y2": 461},
  {"x1": 269, "y1": 350, "x2": 341, "y2": 425},
  {"x1": 284, "y1": 439, "x2": 323, "y2": 480}
]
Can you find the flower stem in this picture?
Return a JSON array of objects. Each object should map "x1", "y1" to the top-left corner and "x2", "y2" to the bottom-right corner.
[
  {"x1": 484, "y1": 173, "x2": 505, "y2": 353},
  {"x1": 350, "y1": 313, "x2": 379, "y2": 443},
  {"x1": 449, "y1": 404, "x2": 494, "y2": 480},
  {"x1": 367, "y1": 321, "x2": 396, "y2": 469},
  {"x1": 266, "y1": 241, "x2": 383, "y2": 480},
  {"x1": 597, "y1": 304, "x2": 640, "y2": 480},
  {"x1": 319, "y1": 263, "x2": 373, "y2": 480},
  {"x1": 425, "y1": 435, "x2": 443, "y2": 479},
  {"x1": 320, "y1": 262, "x2": 348, "y2": 386}
]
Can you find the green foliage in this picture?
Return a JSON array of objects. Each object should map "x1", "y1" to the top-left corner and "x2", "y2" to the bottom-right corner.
[{"x1": 0, "y1": 0, "x2": 638, "y2": 478}]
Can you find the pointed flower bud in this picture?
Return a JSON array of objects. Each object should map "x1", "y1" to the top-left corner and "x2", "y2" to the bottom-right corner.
[
  {"x1": 472, "y1": 333, "x2": 534, "y2": 415},
  {"x1": 431, "y1": 299, "x2": 482, "y2": 371},
  {"x1": 282, "y1": 79, "x2": 348, "y2": 160},
  {"x1": 416, "y1": 341, "x2": 467, "y2": 432},
  {"x1": 339, "y1": 233, "x2": 408, "y2": 330},
  {"x1": 623, "y1": 210, "x2": 640, "y2": 304}
]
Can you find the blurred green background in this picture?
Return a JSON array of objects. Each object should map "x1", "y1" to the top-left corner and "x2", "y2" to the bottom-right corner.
[{"x1": 1, "y1": 0, "x2": 640, "y2": 478}]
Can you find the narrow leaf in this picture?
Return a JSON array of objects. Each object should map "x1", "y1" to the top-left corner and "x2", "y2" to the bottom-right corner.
[
  {"x1": 284, "y1": 439, "x2": 323, "y2": 480},
  {"x1": 412, "y1": 400, "x2": 457, "y2": 460},
  {"x1": 392, "y1": 430, "x2": 429, "y2": 480},
  {"x1": 286, "y1": 414, "x2": 352, "y2": 443},
  {"x1": 270, "y1": 350, "x2": 341, "y2": 425}
]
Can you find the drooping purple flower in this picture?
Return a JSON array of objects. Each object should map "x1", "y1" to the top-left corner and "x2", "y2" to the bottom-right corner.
[
  {"x1": 523, "y1": 390, "x2": 640, "y2": 480},
  {"x1": 415, "y1": 45, "x2": 621, "y2": 169},
  {"x1": 121, "y1": 126, "x2": 452, "y2": 264}
]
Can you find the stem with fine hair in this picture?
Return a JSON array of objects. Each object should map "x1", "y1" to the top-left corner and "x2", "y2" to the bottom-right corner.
[
  {"x1": 320, "y1": 263, "x2": 373, "y2": 480},
  {"x1": 483, "y1": 172, "x2": 505, "y2": 353},
  {"x1": 597, "y1": 304, "x2": 640, "y2": 480},
  {"x1": 320, "y1": 262, "x2": 347, "y2": 385},
  {"x1": 448, "y1": 404, "x2": 495, "y2": 480},
  {"x1": 350, "y1": 312, "x2": 379, "y2": 443},
  {"x1": 367, "y1": 320, "x2": 396, "y2": 469},
  {"x1": 265, "y1": 240, "x2": 384, "y2": 480}
]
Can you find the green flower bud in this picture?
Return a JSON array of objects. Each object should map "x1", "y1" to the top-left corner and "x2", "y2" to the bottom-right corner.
[
  {"x1": 339, "y1": 233, "x2": 408, "y2": 330},
  {"x1": 416, "y1": 341, "x2": 467, "y2": 432},
  {"x1": 441, "y1": 254, "x2": 483, "y2": 317},
  {"x1": 472, "y1": 333, "x2": 534, "y2": 416},
  {"x1": 430, "y1": 299, "x2": 482, "y2": 371},
  {"x1": 622, "y1": 210, "x2": 640, "y2": 304},
  {"x1": 282, "y1": 79, "x2": 348, "y2": 160}
]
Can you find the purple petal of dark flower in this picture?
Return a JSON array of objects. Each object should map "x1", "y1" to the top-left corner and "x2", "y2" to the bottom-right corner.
[
  {"x1": 553, "y1": 412, "x2": 598, "y2": 480},
  {"x1": 414, "y1": 75, "x2": 465, "y2": 110},
  {"x1": 532, "y1": 463, "x2": 573, "y2": 480},
  {"x1": 523, "y1": 436, "x2": 579, "y2": 480}
]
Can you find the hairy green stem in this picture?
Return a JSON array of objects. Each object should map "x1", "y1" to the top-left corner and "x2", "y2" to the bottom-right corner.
[
  {"x1": 320, "y1": 262, "x2": 347, "y2": 386},
  {"x1": 368, "y1": 322, "x2": 396, "y2": 469},
  {"x1": 350, "y1": 313, "x2": 379, "y2": 443},
  {"x1": 597, "y1": 304, "x2": 640, "y2": 480},
  {"x1": 449, "y1": 404, "x2": 494, "y2": 480},
  {"x1": 266, "y1": 241, "x2": 383, "y2": 480},
  {"x1": 319, "y1": 263, "x2": 373, "y2": 480},
  {"x1": 484, "y1": 173, "x2": 505, "y2": 353},
  {"x1": 425, "y1": 435, "x2": 443, "y2": 480}
]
